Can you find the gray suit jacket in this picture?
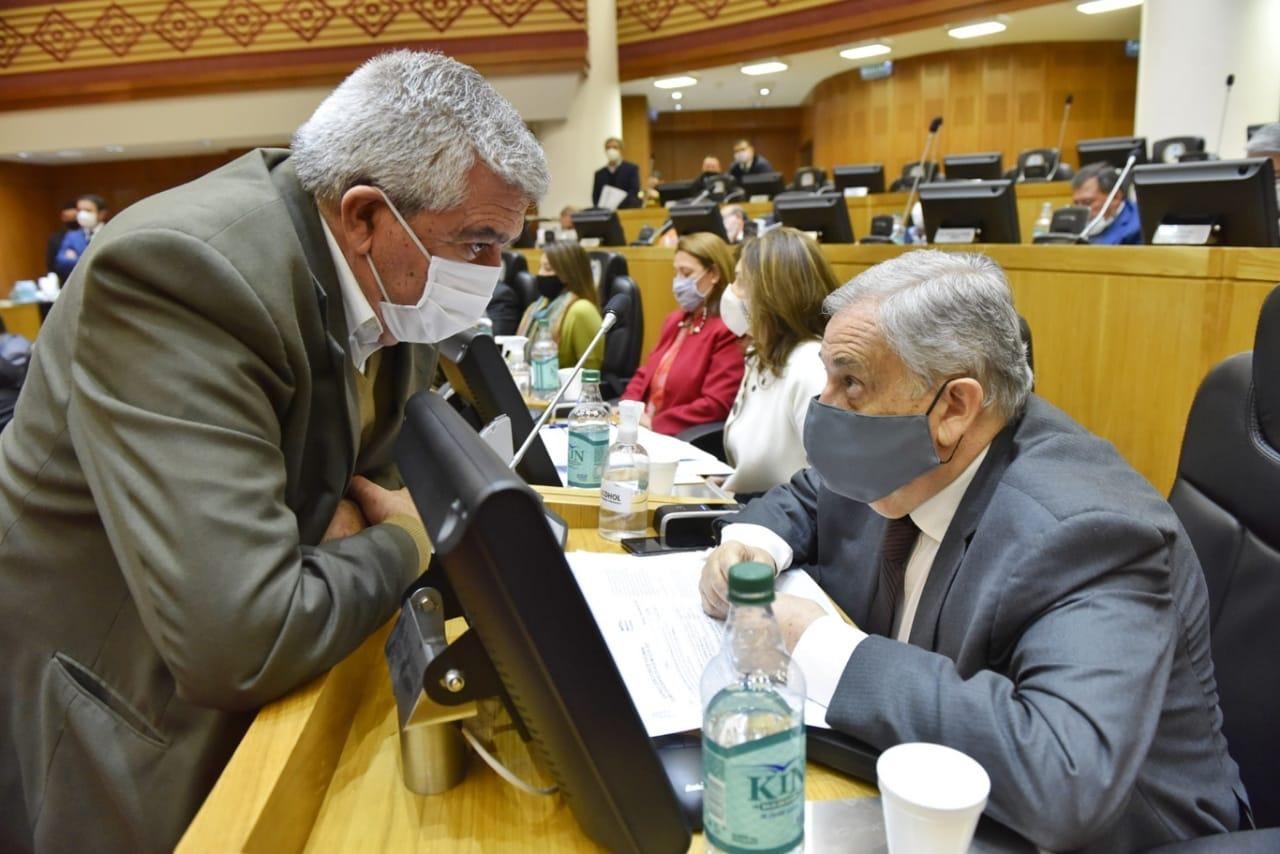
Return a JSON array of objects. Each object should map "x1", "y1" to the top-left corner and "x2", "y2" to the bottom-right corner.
[
  {"x1": 0, "y1": 150, "x2": 437, "y2": 853},
  {"x1": 734, "y1": 396, "x2": 1246, "y2": 852}
]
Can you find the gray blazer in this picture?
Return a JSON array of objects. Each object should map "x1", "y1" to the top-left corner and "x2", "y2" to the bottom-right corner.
[
  {"x1": 0, "y1": 150, "x2": 436, "y2": 853},
  {"x1": 734, "y1": 396, "x2": 1246, "y2": 852}
]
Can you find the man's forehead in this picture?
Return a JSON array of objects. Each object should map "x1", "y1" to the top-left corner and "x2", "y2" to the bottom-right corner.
[{"x1": 822, "y1": 306, "x2": 882, "y2": 362}]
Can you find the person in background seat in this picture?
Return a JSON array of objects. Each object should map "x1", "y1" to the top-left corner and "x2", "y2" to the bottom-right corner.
[
  {"x1": 516, "y1": 241, "x2": 604, "y2": 373},
  {"x1": 1072, "y1": 162, "x2": 1142, "y2": 245},
  {"x1": 729, "y1": 138, "x2": 775, "y2": 183}
]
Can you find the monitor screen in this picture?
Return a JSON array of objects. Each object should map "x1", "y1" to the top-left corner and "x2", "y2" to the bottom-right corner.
[
  {"x1": 1132, "y1": 157, "x2": 1280, "y2": 247},
  {"x1": 669, "y1": 200, "x2": 730, "y2": 241},
  {"x1": 395, "y1": 392, "x2": 692, "y2": 853},
  {"x1": 1077, "y1": 136, "x2": 1148, "y2": 169},
  {"x1": 437, "y1": 328, "x2": 561, "y2": 486},
  {"x1": 773, "y1": 193, "x2": 856, "y2": 243},
  {"x1": 740, "y1": 171, "x2": 787, "y2": 199},
  {"x1": 657, "y1": 179, "x2": 701, "y2": 206},
  {"x1": 833, "y1": 164, "x2": 886, "y2": 194},
  {"x1": 570, "y1": 209, "x2": 626, "y2": 246},
  {"x1": 919, "y1": 179, "x2": 1021, "y2": 244},
  {"x1": 943, "y1": 152, "x2": 1004, "y2": 181}
]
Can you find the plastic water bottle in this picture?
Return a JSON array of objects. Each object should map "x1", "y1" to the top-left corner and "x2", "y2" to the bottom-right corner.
[
  {"x1": 529, "y1": 319, "x2": 560, "y2": 402},
  {"x1": 509, "y1": 349, "x2": 530, "y2": 399},
  {"x1": 701, "y1": 562, "x2": 806, "y2": 854},
  {"x1": 1033, "y1": 202, "x2": 1053, "y2": 239},
  {"x1": 598, "y1": 399, "x2": 648, "y2": 540},
  {"x1": 567, "y1": 369, "x2": 610, "y2": 489},
  {"x1": 890, "y1": 214, "x2": 906, "y2": 245}
]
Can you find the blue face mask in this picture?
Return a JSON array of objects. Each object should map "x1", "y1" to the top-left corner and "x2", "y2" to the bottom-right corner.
[
  {"x1": 802, "y1": 380, "x2": 958, "y2": 503},
  {"x1": 672, "y1": 274, "x2": 705, "y2": 312}
]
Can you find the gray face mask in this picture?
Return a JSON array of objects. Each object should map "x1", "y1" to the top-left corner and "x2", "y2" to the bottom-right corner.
[{"x1": 802, "y1": 381, "x2": 958, "y2": 503}]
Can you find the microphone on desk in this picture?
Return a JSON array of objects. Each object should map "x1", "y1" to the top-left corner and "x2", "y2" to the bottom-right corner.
[
  {"x1": 1213, "y1": 74, "x2": 1235, "y2": 156},
  {"x1": 1078, "y1": 149, "x2": 1139, "y2": 242},
  {"x1": 509, "y1": 291, "x2": 631, "y2": 472},
  {"x1": 1049, "y1": 94, "x2": 1074, "y2": 177},
  {"x1": 901, "y1": 116, "x2": 943, "y2": 236}
]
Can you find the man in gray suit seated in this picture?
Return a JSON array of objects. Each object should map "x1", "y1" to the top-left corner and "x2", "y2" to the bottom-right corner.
[{"x1": 700, "y1": 250, "x2": 1247, "y2": 852}]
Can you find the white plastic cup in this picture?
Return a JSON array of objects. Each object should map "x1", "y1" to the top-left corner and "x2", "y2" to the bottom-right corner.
[
  {"x1": 648, "y1": 459, "x2": 678, "y2": 496},
  {"x1": 558, "y1": 367, "x2": 583, "y2": 402},
  {"x1": 876, "y1": 743, "x2": 990, "y2": 854}
]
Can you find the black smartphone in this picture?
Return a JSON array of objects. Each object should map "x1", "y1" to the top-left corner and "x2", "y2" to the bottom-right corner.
[{"x1": 620, "y1": 536, "x2": 707, "y2": 557}]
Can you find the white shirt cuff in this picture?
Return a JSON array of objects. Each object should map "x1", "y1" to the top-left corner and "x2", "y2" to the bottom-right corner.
[
  {"x1": 790, "y1": 615, "x2": 866, "y2": 710},
  {"x1": 720, "y1": 523, "x2": 794, "y2": 572}
]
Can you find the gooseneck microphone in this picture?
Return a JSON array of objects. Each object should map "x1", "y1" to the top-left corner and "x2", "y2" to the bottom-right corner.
[
  {"x1": 1079, "y1": 149, "x2": 1139, "y2": 241},
  {"x1": 1214, "y1": 74, "x2": 1235, "y2": 155},
  {"x1": 901, "y1": 116, "x2": 943, "y2": 235},
  {"x1": 509, "y1": 291, "x2": 631, "y2": 471},
  {"x1": 1051, "y1": 94, "x2": 1074, "y2": 176}
]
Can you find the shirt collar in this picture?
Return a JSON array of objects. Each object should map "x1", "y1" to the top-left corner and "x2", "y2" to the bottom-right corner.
[
  {"x1": 909, "y1": 444, "x2": 991, "y2": 544},
  {"x1": 319, "y1": 217, "x2": 383, "y2": 374}
]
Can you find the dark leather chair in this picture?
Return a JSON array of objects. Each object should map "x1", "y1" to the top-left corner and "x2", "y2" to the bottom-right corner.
[
  {"x1": 1032, "y1": 206, "x2": 1091, "y2": 245},
  {"x1": 598, "y1": 274, "x2": 643, "y2": 399},
  {"x1": 1008, "y1": 148, "x2": 1074, "y2": 182},
  {"x1": 700, "y1": 172, "x2": 745, "y2": 203},
  {"x1": 1153, "y1": 135, "x2": 1206, "y2": 164},
  {"x1": 791, "y1": 167, "x2": 827, "y2": 192},
  {"x1": 888, "y1": 160, "x2": 939, "y2": 192},
  {"x1": 587, "y1": 251, "x2": 629, "y2": 292},
  {"x1": 509, "y1": 270, "x2": 538, "y2": 314},
  {"x1": 1168, "y1": 284, "x2": 1280, "y2": 829},
  {"x1": 677, "y1": 421, "x2": 727, "y2": 463},
  {"x1": 500, "y1": 250, "x2": 527, "y2": 285}
]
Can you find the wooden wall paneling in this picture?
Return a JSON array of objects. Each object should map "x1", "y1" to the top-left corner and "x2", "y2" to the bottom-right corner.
[
  {"x1": 0, "y1": 162, "x2": 54, "y2": 293},
  {"x1": 649, "y1": 108, "x2": 803, "y2": 183},
  {"x1": 621, "y1": 95, "x2": 653, "y2": 186}
]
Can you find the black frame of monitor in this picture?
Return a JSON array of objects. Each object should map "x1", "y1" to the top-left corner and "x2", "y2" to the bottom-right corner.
[
  {"x1": 1132, "y1": 157, "x2": 1280, "y2": 247},
  {"x1": 773, "y1": 193, "x2": 856, "y2": 243},
  {"x1": 918, "y1": 179, "x2": 1021, "y2": 244},
  {"x1": 395, "y1": 392, "x2": 691, "y2": 853},
  {"x1": 832, "y1": 164, "x2": 886, "y2": 194},
  {"x1": 669, "y1": 200, "x2": 729, "y2": 241},
  {"x1": 657, "y1": 179, "x2": 702, "y2": 206},
  {"x1": 740, "y1": 170, "x2": 787, "y2": 199},
  {"x1": 1077, "y1": 136, "x2": 1148, "y2": 169},
  {"x1": 943, "y1": 152, "x2": 1005, "y2": 181},
  {"x1": 570, "y1": 208, "x2": 627, "y2": 246},
  {"x1": 436, "y1": 328, "x2": 561, "y2": 487}
]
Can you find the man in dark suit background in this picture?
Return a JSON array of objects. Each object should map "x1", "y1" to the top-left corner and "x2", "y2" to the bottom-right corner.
[
  {"x1": 591, "y1": 136, "x2": 641, "y2": 209},
  {"x1": 729, "y1": 137, "x2": 775, "y2": 182},
  {"x1": 700, "y1": 250, "x2": 1247, "y2": 852}
]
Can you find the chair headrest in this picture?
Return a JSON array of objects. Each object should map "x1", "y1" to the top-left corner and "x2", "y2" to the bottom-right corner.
[{"x1": 1256, "y1": 285, "x2": 1280, "y2": 449}]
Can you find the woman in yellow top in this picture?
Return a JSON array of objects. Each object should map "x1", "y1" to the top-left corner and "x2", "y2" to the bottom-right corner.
[{"x1": 517, "y1": 241, "x2": 604, "y2": 372}]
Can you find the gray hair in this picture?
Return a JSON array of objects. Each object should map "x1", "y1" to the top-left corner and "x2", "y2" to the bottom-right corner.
[
  {"x1": 292, "y1": 50, "x2": 549, "y2": 215},
  {"x1": 1072, "y1": 161, "x2": 1120, "y2": 193},
  {"x1": 823, "y1": 250, "x2": 1033, "y2": 419},
  {"x1": 1245, "y1": 122, "x2": 1280, "y2": 156}
]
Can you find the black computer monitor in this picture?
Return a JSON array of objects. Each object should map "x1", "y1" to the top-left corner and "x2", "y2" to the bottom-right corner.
[
  {"x1": 1132, "y1": 157, "x2": 1280, "y2": 247},
  {"x1": 832, "y1": 164, "x2": 886, "y2": 194},
  {"x1": 943, "y1": 152, "x2": 1004, "y2": 181},
  {"x1": 919, "y1": 179, "x2": 1021, "y2": 244},
  {"x1": 740, "y1": 171, "x2": 787, "y2": 199},
  {"x1": 395, "y1": 393, "x2": 691, "y2": 853},
  {"x1": 657, "y1": 179, "x2": 701, "y2": 206},
  {"x1": 773, "y1": 193, "x2": 856, "y2": 243},
  {"x1": 437, "y1": 328, "x2": 560, "y2": 487},
  {"x1": 1077, "y1": 136, "x2": 1148, "y2": 169},
  {"x1": 570, "y1": 208, "x2": 626, "y2": 246},
  {"x1": 669, "y1": 200, "x2": 729, "y2": 241}
]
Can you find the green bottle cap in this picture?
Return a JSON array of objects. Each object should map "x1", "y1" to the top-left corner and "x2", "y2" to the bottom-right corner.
[
  {"x1": 582, "y1": 369, "x2": 600, "y2": 384},
  {"x1": 727, "y1": 561, "x2": 775, "y2": 605}
]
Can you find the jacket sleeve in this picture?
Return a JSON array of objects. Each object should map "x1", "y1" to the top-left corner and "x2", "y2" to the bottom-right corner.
[
  {"x1": 728, "y1": 466, "x2": 825, "y2": 567},
  {"x1": 67, "y1": 228, "x2": 420, "y2": 712},
  {"x1": 652, "y1": 326, "x2": 745, "y2": 434},
  {"x1": 54, "y1": 230, "x2": 80, "y2": 282},
  {"x1": 826, "y1": 511, "x2": 1178, "y2": 851}
]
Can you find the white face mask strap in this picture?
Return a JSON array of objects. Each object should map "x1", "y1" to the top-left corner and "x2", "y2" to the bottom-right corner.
[
  {"x1": 371, "y1": 187, "x2": 433, "y2": 262},
  {"x1": 365, "y1": 253, "x2": 394, "y2": 302}
]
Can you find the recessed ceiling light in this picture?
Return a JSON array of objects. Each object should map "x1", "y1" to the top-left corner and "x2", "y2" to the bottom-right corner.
[
  {"x1": 655, "y1": 75, "x2": 697, "y2": 89},
  {"x1": 741, "y1": 60, "x2": 788, "y2": 76},
  {"x1": 759, "y1": 87, "x2": 771, "y2": 96},
  {"x1": 16, "y1": 152, "x2": 30, "y2": 159},
  {"x1": 840, "y1": 43, "x2": 891, "y2": 60},
  {"x1": 671, "y1": 91, "x2": 683, "y2": 100},
  {"x1": 56, "y1": 149, "x2": 84, "y2": 159},
  {"x1": 104, "y1": 144, "x2": 125, "y2": 153},
  {"x1": 947, "y1": 20, "x2": 1007, "y2": 39},
  {"x1": 1077, "y1": 0, "x2": 1141, "y2": 13},
  {"x1": 675, "y1": 103, "x2": 684, "y2": 111}
]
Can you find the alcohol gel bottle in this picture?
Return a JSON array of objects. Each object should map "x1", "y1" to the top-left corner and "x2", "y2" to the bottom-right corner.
[
  {"x1": 567, "y1": 369, "x2": 610, "y2": 489},
  {"x1": 509, "y1": 349, "x2": 530, "y2": 399},
  {"x1": 598, "y1": 400, "x2": 648, "y2": 540},
  {"x1": 529, "y1": 319, "x2": 560, "y2": 402},
  {"x1": 701, "y1": 562, "x2": 806, "y2": 854}
]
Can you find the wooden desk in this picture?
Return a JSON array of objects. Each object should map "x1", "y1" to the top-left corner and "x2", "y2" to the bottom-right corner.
[
  {"x1": 179, "y1": 501, "x2": 874, "y2": 853},
  {"x1": 0, "y1": 301, "x2": 42, "y2": 340}
]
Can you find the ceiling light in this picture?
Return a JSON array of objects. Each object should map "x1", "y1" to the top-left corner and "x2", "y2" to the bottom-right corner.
[
  {"x1": 655, "y1": 75, "x2": 697, "y2": 89},
  {"x1": 56, "y1": 149, "x2": 84, "y2": 159},
  {"x1": 675, "y1": 103, "x2": 684, "y2": 111},
  {"x1": 1076, "y1": 0, "x2": 1141, "y2": 13},
  {"x1": 16, "y1": 152, "x2": 30, "y2": 159},
  {"x1": 759, "y1": 87, "x2": 771, "y2": 96},
  {"x1": 947, "y1": 20, "x2": 1007, "y2": 39},
  {"x1": 840, "y1": 43, "x2": 891, "y2": 60},
  {"x1": 104, "y1": 144, "x2": 125, "y2": 153},
  {"x1": 741, "y1": 60, "x2": 788, "y2": 76},
  {"x1": 671, "y1": 91, "x2": 682, "y2": 100}
]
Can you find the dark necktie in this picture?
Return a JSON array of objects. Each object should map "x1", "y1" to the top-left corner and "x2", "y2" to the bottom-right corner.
[{"x1": 864, "y1": 515, "x2": 920, "y2": 638}]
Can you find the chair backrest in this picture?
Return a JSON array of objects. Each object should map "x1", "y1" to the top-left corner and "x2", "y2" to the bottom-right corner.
[
  {"x1": 1153, "y1": 135, "x2": 1206, "y2": 164},
  {"x1": 587, "y1": 251, "x2": 629, "y2": 291},
  {"x1": 1168, "y1": 284, "x2": 1280, "y2": 827},
  {"x1": 598, "y1": 275, "x2": 644, "y2": 399},
  {"x1": 501, "y1": 250, "x2": 528, "y2": 286},
  {"x1": 510, "y1": 270, "x2": 538, "y2": 313},
  {"x1": 1049, "y1": 205, "x2": 1090, "y2": 234},
  {"x1": 792, "y1": 167, "x2": 827, "y2": 191},
  {"x1": 700, "y1": 172, "x2": 740, "y2": 202}
]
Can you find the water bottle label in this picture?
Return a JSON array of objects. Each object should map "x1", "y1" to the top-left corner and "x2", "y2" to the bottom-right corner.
[
  {"x1": 567, "y1": 426, "x2": 609, "y2": 488},
  {"x1": 600, "y1": 480, "x2": 643, "y2": 514},
  {"x1": 532, "y1": 356, "x2": 559, "y2": 392},
  {"x1": 703, "y1": 728, "x2": 805, "y2": 854}
]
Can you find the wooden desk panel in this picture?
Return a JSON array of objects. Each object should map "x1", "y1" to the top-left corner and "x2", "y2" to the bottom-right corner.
[{"x1": 0, "y1": 302, "x2": 41, "y2": 340}]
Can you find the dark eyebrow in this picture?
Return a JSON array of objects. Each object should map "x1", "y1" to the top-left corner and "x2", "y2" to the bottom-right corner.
[{"x1": 456, "y1": 226, "x2": 512, "y2": 243}]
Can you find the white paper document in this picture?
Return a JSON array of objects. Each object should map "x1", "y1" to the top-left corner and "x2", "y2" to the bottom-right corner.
[
  {"x1": 566, "y1": 549, "x2": 841, "y2": 736},
  {"x1": 540, "y1": 424, "x2": 734, "y2": 486},
  {"x1": 597, "y1": 185, "x2": 629, "y2": 211}
]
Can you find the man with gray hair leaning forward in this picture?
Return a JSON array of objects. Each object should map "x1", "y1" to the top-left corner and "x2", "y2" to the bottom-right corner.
[
  {"x1": 701, "y1": 250, "x2": 1247, "y2": 852},
  {"x1": 0, "y1": 51, "x2": 547, "y2": 852}
]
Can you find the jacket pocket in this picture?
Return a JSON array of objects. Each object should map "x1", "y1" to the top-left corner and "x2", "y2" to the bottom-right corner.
[{"x1": 51, "y1": 652, "x2": 167, "y2": 748}]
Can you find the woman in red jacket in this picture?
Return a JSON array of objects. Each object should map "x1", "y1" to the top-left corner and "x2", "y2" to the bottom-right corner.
[{"x1": 622, "y1": 232, "x2": 745, "y2": 435}]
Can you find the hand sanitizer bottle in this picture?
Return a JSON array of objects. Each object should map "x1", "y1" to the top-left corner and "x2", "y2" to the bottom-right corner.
[{"x1": 598, "y1": 399, "x2": 649, "y2": 540}]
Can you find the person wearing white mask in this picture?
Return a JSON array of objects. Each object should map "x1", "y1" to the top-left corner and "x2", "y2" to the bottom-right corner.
[
  {"x1": 729, "y1": 137, "x2": 776, "y2": 184},
  {"x1": 0, "y1": 50, "x2": 548, "y2": 854},
  {"x1": 1071, "y1": 162, "x2": 1142, "y2": 245},
  {"x1": 1244, "y1": 121, "x2": 1280, "y2": 214},
  {"x1": 721, "y1": 227, "x2": 836, "y2": 498},
  {"x1": 721, "y1": 204, "x2": 748, "y2": 244},
  {"x1": 591, "y1": 136, "x2": 642, "y2": 209},
  {"x1": 53, "y1": 192, "x2": 106, "y2": 282}
]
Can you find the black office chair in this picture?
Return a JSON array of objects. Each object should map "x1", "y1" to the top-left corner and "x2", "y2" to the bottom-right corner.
[
  {"x1": 599, "y1": 274, "x2": 643, "y2": 399},
  {"x1": 1153, "y1": 136, "x2": 1206, "y2": 164},
  {"x1": 1032, "y1": 206, "x2": 1091, "y2": 245},
  {"x1": 1007, "y1": 148, "x2": 1074, "y2": 182},
  {"x1": 510, "y1": 270, "x2": 538, "y2": 313},
  {"x1": 1168, "y1": 284, "x2": 1280, "y2": 829},
  {"x1": 791, "y1": 167, "x2": 827, "y2": 192},
  {"x1": 676, "y1": 421, "x2": 727, "y2": 463},
  {"x1": 500, "y1": 250, "x2": 527, "y2": 285},
  {"x1": 888, "y1": 160, "x2": 939, "y2": 192},
  {"x1": 700, "y1": 172, "x2": 745, "y2": 203},
  {"x1": 859, "y1": 214, "x2": 896, "y2": 245},
  {"x1": 587, "y1": 251, "x2": 629, "y2": 292}
]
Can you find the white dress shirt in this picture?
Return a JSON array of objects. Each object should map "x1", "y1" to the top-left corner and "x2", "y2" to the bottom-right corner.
[
  {"x1": 722, "y1": 445, "x2": 990, "y2": 708},
  {"x1": 320, "y1": 218, "x2": 384, "y2": 374}
]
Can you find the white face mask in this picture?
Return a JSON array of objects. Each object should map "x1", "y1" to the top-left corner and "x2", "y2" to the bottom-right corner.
[
  {"x1": 720, "y1": 286, "x2": 750, "y2": 337},
  {"x1": 364, "y1": 189, "x2": 501, "y2": 345},
  {"x1": 76, "y1": 210, "x2": 98, "y2": 230},
  {"x1": 1086, "y1": 210, "x2": 1116, "y2": 238},
  {"x1": 605, "y1": 147, "x2": 622, "y2": 165},
  {"x1": 734, "y1": 150, "x2": 750, "y2": 166}
]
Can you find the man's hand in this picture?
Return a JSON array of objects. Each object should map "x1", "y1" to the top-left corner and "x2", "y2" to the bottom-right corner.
[
  {"x1": 322, "y1": 498, "x2": 367, "y2": 542},
  {"x1": 348, "y1": 475, "x2": 420, "y2": 527},
  {"x1": 772, "y1": 593, "x2": 827, "y2": 652},
  {"x1": 700, "y1": 541, "x2": 777, "y2": 619}
]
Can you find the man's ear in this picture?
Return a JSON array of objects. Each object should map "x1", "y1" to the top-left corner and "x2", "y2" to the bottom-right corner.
[
  {"x1": 338, "y1": 186, "x2": 385, "y2": 256},
  {"x1": 933, "y1": 377, "x2": 985, "y2": 450}
]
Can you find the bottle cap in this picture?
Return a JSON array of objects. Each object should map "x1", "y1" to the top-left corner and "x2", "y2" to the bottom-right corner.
[
  {"x1": 727, "y1": 561, "x2": 775, "y2": 605},
  {"x1": 582, "y1": 369, "x2": 600, "y2": 384}
]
